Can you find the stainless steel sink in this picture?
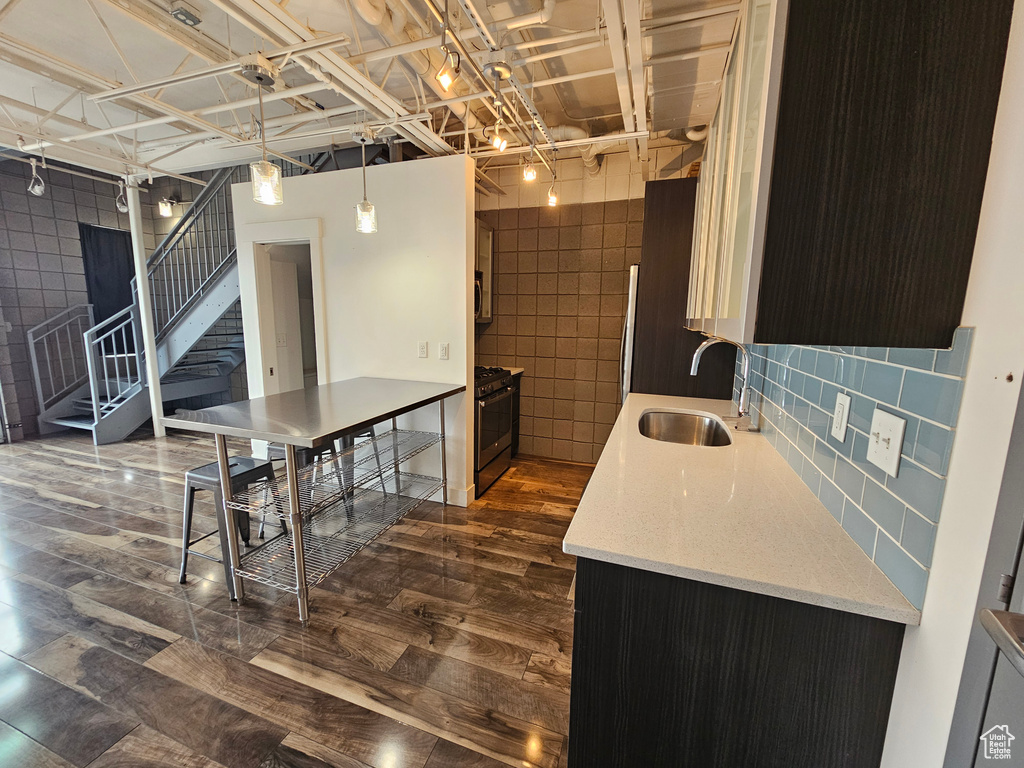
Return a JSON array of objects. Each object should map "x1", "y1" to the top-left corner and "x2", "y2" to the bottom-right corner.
[{"x1": 638, "y1": 411, "x2": 733, "y2": 446}]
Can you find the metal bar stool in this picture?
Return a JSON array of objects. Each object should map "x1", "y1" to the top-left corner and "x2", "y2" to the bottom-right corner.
[{"x1": 178, "y1": 456, "x2": 279, "y2": 597}]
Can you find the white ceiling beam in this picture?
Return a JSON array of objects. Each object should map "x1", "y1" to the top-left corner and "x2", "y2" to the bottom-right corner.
[
  {"x1": 205, "y1": 0, "x2": 453, "y2": 156},
  {"x1": 600, "y1": 0, "x2": 638, "y2": 161},
  {"x1": 90, "y1": 32, "x2": 352, "y2": 103},
  {"x1": 93, "y1": 0, "x2": 323, "y2": 114},
  {"x1": 646, "y1": 43, "x2": 733, "y2": 67},
  {"x1": 621, "y1": 0, "x2": 650, "y2": 176}
]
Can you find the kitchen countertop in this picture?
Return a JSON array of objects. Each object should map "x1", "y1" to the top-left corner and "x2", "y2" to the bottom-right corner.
[
  {"x1": 563, "y1": 393, "x2": 920, "y2": 625},
  {"x1": 507, "y1": 367, "x2": 525, "y2": 376},
  {"x1": 161, "y1": 377, "x2": 465, "y2": 447}
]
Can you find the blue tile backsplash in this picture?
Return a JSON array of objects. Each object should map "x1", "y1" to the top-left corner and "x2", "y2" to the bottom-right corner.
[{"x1": 738, "y1": 328, "x2": 973, "y2": 609}]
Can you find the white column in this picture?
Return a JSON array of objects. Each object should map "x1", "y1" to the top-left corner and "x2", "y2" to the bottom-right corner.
[{"x1": 126, "y1": 181, "x2": 166, "y2": 438}]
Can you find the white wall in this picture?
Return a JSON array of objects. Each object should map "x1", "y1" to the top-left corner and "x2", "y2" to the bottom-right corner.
[
  {"x1": 232, "y1": 153, "x2": 476, "y2": 505},
  {"x1": 881, "y1": 2, "x2": 1024, "y2": 763}
]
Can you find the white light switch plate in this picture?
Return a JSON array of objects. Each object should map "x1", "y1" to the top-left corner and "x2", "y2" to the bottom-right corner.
[
  {"x1": 831, "y1": 393, "x2": 851, "y2": 442},
  {"x1": 417, "y1": 341, "x2": 428, "y2": 358},
  {"x1": 438, "y1": 342, "x2": 450, "y2": 360},
  {"x1": 867, "y1": 408, "x2": 906, "y2": 478}
]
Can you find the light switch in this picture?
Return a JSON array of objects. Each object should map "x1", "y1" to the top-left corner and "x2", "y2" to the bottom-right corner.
[
  {"x1": 439, "y1": 342, "x2": 450, "y2": 360},
  {"x1": 867, "y1": 408, "x2": 906, "y2": 478},
  {"x1": 831, "y1": 393, "x2": 851, "y2": 442}
]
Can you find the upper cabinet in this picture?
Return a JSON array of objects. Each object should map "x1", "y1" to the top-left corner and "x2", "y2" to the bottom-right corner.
[{"x1": 688, "y1": 0, "x2": 1014, "y2": 348}]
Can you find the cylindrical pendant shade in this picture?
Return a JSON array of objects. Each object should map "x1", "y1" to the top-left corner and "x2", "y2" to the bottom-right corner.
[
  {"x1": 356, "y1": 200, "x2": 377, "y2": 234},
  {"x1": 251, "y1": 160, "x2": 283, "y2": 206}
]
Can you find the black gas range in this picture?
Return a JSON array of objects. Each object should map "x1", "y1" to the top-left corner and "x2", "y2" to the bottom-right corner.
[{"x1": 474, "y1": 366, "x2": 516, "y2": 494}]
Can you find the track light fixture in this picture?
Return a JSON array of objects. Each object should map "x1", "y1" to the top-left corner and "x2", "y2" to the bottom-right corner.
[
  {"x1": 116, "y1": 181, "x2": 129, "y2": 213},
  {"x1": 523, "y1": 123, "x2": 537, "y2": 181},
  {"x1": 435, "y1": 48, "x2": 461, "y2": 93},
  {"x1": 27, "y1": 158, "x2": 45, "y2": 197},
  {"x1": 353, "y1": 126, "x2": 377, "y2": 234},
  {"x1": 548, "y1": 152, "x2": 558, "y2": 206},
  {"x1": 490, "y1": 121, "x2": 507, "y2": 152},
  {"x1": 248, "y1": 67, "x2": 283, "y2": 206},
  {"x1": 158, "y1": 197, "x2": 179, "y2": 217}
]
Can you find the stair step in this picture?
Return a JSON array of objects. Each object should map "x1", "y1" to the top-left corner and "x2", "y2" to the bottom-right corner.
[{"x1": 47, "y1": 415, "x2": 95, "y2": 430}]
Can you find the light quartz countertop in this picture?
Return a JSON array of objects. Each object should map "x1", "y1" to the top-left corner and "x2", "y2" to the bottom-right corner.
[
  {"x1": 507, "y1": 367, "x2": 525, "y2": 376},
  {"x1": 563, "y1": 393, "x2": 920, "y2": 625}
]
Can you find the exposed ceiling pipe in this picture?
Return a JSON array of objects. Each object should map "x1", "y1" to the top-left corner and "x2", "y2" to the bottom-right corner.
[
  {"x1": 503, "y1": 0, "x2": 555, "y2": 30},
  {"x1": 346, "y1": 0, "x2": 492, "y2": 144},
  {"x1": 89, "y1": 32, "x2": 352, "y2": 104},
  {"x1": 685, "y1": 125, "x2": 708, "y2": 142},
  {"x1": 205, "y1": 0, "x2": 453, "y2": 155},
  {"x1": 19, "y1": 82, "x2": 329, "y2": 154},
  {"x1": 138, "y1": 101, "x2": 364, "y2": 150}
]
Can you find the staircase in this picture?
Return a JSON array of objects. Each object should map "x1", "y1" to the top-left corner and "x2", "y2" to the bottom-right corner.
[{"x1": 27, "y1": 166, "x2": 247, "y2": 445}]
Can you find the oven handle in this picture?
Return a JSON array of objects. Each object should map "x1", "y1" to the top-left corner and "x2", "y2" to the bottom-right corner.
[{"x1": 479, "y1": 387, "x2": 513, "y2": 408}]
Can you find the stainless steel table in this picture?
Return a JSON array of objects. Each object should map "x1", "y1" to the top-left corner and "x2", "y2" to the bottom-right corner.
[{"x1": 163, "y1": 377, "x2": 465, "y2": 624}]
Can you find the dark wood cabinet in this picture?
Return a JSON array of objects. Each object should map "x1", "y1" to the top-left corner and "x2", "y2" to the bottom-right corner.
[
  {"x1": 568, "y1": 558, "x2": 906, "y2": 768},
  {"x1": 633, "y1": 179, "x2": 735, "y2": 399},
  {"x1": 753, "y1": 0, "x2": 1014, "y2": 348},
  {"x1": 689, "y1": 0, "x2": 1014, "y2": 349}
]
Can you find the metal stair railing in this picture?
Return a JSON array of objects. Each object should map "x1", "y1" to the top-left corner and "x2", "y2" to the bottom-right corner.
[
  {"x1": 84, "y1": 304, "x2": 145, "y2": 420},
  {"x1": 137, "y1": 165, "x2": 239, "y2": 340},
  {"x1": 27, "y1": 304, "x2": 95, "y2": 412}
]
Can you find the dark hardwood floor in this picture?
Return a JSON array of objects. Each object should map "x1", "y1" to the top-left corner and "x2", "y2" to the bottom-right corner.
[{"x1": 0, "y1": 431, "x2": 592, "y2": 768}]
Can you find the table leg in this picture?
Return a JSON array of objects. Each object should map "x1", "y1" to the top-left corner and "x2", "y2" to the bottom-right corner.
[
  {"x1": 215, "y1": 434, "x2": 244, "y2": 601},
  {"x1": 285, "y1": 444, "x2": 310, "y2": 625},
  {"x1": 439, "y1": 399, "x2": 448, "y2": 506},
  {"x1": 391, "y1": 417, "x2": 402, "y2": 495}
]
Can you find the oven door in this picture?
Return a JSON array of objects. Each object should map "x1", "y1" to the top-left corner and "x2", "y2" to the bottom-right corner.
[{"x1": 476, "y1": 385, "x2": 513, "y2": 468}]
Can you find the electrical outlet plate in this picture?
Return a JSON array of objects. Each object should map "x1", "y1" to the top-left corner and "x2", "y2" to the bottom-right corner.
[
  {"x1": 867, "y1": 408, "x2": 906, "y2": 478},
  {"x1": 417, "y1": 341, "x2": 428, "y2": 358},
  {"x1": 831, "y1": 392, "x2": 851, "y2": 442},
  {"x1": 439, "y1": 342, "x2": 450, "y2": 360}
]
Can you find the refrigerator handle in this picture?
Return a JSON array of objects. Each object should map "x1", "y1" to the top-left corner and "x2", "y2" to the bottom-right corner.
[{"x1": 620, "y1": 264, "x2": 640, "y2": 405}]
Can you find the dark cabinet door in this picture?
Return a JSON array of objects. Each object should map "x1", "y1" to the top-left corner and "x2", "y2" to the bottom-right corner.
[
  {"x1": 568, "y1": 558, "x2": 906, "y2": 768},
  {"x1": 633, "y1": 179, "x2": 734, "y2": 399},
  {"x1": 754, "y1": 0, "x2": 1013, "y2": 348}
]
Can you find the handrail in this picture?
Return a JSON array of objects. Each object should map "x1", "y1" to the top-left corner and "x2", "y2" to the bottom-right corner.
[
  {"x1": 27, "y1": 304, "x2": 95, "y2": 412},
  {"x1": 140, "y1": 165, "x2": 240, "y2": 341},
  {"x1": 84, "y1": 304, "x2": 144, "y2": 423},
  {"x1": 146, "y1": 166, "x2": 235, "y2": 273}
]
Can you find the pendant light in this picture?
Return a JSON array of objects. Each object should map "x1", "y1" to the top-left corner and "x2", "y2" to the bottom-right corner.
[
  {"x1": 490, "y1": 121, "x2": 508, "y2": 152},
  {"x1": 354, "y1": 127, "x2": 377, "y2": 234},
  {"x1": 115, "y1": 180, "x2": 130, "y2": 213},
  {"x1": 249, "y1": 76, "x2": 283, "y2": 206},
  {"x1": 27, "y1": 157, "x2": 45, "y2": 197}
]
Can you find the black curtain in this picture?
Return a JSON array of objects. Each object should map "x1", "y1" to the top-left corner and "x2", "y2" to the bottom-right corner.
[{"x1": 78, "y1": 224, "x2": 134, "y2": 325}]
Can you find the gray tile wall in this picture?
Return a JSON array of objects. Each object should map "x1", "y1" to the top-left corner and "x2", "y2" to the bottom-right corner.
[
  {"x1": 741, "y1": 329, "x2": 973, "y2": 609},
  {"x1": 476, "y1": 199, "x2": 644, "y2": 463},
  {"x1": 0, "y1": 160, "x2": 148, "y2": 436}
]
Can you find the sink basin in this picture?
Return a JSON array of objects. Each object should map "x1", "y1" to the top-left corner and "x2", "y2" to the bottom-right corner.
[{"x1": 638, "y1": 411, "x2": 732, "y2": 446}]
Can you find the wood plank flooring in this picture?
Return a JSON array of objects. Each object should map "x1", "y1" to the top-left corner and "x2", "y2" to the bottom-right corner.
[{"x1": 0, "y1": 431, "x2": 592, "y2": 768}]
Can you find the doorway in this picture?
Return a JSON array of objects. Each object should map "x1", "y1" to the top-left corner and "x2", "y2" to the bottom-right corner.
[
  {"x1": 78, "y1": 224, "x2": 134, "y2": 326},
  {"x1": 256, "y1": 242, "x2": 319, "y2": 393}
]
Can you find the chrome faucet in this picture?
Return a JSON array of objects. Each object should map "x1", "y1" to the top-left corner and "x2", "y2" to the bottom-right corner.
[{"x1": 690, "y1": 336, "x2": 751, "y2": 417}]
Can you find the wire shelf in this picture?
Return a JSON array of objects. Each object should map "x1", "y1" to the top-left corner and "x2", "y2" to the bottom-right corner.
[
  {"x1": 226, "y1": 429, "x2": 441, "y2": 520},
  {"x1": 234, "y1": 472, "x2": 442, "y2": 593}
]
